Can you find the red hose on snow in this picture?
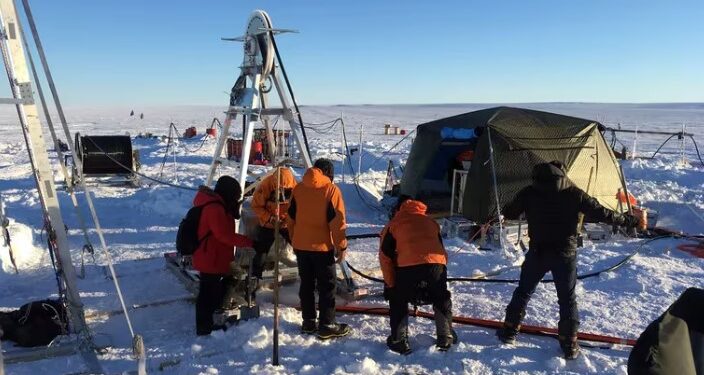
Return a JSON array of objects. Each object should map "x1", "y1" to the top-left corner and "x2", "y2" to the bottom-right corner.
[
  {"x1": 334, "y1": 305, "x2": 637, "y2": 346},
  {"x1": 677, "y1": 242, "x2": 704, "y2": 258}
]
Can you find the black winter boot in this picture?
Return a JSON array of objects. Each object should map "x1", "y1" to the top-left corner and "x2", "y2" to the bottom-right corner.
[
  {"x1": 436, "y1": 329, "x2": 458, "y2": 351},
  {"x1": 559, "y1": 336, "x2": 581, "y2": 360},
  {"x1": 387, "y1": 336, "x2": 412, "y2": 355},
  {"x1": 496, "y1": 322, "x2": 520, "y2": 344},
  {"x1": 434, "y1": 306, "x2": 458, "y2": 351},
  {"x1": 316, "y1": 322, "x2": 351, "y2": 340},
  {"x1": 301, "y1": 319, "x2": 317, "y2": 334}
]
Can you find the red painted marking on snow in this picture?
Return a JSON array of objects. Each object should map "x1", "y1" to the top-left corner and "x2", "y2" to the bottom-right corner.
[
  {"x1": 334, "y1": 305, "x2": 637, "y2": 346},
  {"x1": 677, "y1": 243, "x2": 704, "y2": 259}
]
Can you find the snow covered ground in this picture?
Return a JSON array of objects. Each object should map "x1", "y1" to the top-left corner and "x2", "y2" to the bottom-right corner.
[{"x1": 0, "y1": 103, "x2": 703, "y2": 374}]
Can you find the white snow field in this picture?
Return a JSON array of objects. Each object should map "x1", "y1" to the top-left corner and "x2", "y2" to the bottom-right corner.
[{"x1": 0, "y1": 103, "x2": 703, "y2": 374}]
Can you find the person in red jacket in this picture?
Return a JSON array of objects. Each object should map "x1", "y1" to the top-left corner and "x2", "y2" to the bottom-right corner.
[
  {"x1": 192, "y1": 176, "x2": 254, "y2": 336},
  {"x1": 379, "y1": 198, "x2": 456, "y2": 354}
]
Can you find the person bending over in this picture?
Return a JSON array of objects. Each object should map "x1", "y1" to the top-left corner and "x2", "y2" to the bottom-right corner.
[
  {"x1": 380, "y1": 198, "x2": 456, "y2": 354},
  {"x1": 250, "y1": 167, "x2": 297, "y2": 292}
]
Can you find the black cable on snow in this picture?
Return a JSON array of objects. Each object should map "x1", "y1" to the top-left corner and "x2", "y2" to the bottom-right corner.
[
  {"x1": 157, "y1": 121, "x2": 216, "y2": 179},
  {"x1": 345, "y1": 261, "x2": 384, "y2": 283},
  {"x1": 347, "y1": 233, "x2": 381, "y2": 240},
  {"x1": 167, "y1": 123, "x2": 212, "y2": 154},
  {"x1": 303, "y1": 118, "x2": 341, "y2": 135},
  {"x1": 269, "y1": 31, "x2": 311, "y2": 162},
  {"x1": 344, "y1": 235, "x2": 678, "y2": 285},
  {"x1": 648, "y1": 133, "x2": 679, "y2": 160},
  {"x1": 688, "y1": 135, "x2": 704, "y2": 166}
]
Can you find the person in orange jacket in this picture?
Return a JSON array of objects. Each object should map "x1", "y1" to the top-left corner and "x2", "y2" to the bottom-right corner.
[
  {"x1": 379, "y1": 197, "x2": 456, "y2": 354},
  {"x1": 191, "y1": 176, "x2": 254, "y2": 335},
  {"x1": 250, "y1": 167, "x2": 297, "y2": 281},
  {"x1": 286, "y1": 159, "x2": 351, "y2": 339}
]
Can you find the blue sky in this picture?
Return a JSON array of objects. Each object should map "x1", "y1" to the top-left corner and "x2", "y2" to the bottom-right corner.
[{"x1": 21, "y1": 1, "x2": 704, "y2": 106}]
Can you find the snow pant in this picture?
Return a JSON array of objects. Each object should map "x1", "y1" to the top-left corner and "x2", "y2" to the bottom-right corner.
[
  {"x1": 295, "y1": 249, "x2": 336, "y2": 326},
  {"x1": 504, "y1": 247, "x2": 579, "y2": 339},
  {"x1": 196, "y1": 273, "x2": 229, "y2": 335},
  {"x1": 388, "y1": 264, "x2": 453, "y2": 342},
  {"x1": 252, "y1": 226, "x2": 289, "y2": 279}
]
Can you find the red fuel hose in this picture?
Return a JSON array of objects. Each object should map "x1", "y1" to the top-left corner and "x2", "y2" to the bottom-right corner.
[{"x1": 334, "y1": 305, "x2": 637, "y2": 346}]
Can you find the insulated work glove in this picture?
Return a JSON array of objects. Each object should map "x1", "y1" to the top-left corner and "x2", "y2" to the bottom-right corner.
[{"x1": 335, "y1": 248, "x2": 347, "y2": 264}]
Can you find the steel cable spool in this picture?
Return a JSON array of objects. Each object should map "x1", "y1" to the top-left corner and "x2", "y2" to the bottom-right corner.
[{"x1": 75, "y1": 133, "x2": 135, "y2": 175}]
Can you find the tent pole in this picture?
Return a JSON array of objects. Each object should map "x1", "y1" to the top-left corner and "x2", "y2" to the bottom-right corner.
[{"x1": 486, "y1": 127, "x2": 505, "y2": 252}]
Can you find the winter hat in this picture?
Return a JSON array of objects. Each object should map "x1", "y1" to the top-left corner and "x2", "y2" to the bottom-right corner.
[
  {"x1": 531, "y1": 161, "x2": 566, "y2": 181},
  {"x1": 314, "y1": 158, "x2": 334, "y2": 182},
  {"x1": 531, "y1": 161, "x2": 568, "y2": 192},
  {"x1": 215, "y1": 175, "x2": 242, "y2": 216}
]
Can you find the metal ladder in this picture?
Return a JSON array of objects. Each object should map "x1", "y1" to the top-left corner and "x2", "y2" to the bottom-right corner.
[{"x1": 0, "y1": 0, "x2": 103, "y2": 373}]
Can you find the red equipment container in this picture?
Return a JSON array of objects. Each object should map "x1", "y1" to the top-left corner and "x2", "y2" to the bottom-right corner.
[
  {"x1": 226, "y1": 138, "x2": 260, "y2": 163},
  {"x1": 206, "y1": 128, "x2": 217, "y2": 137},
  {"x1": 253, "y1": 141, "x2": 263, "y2": 153},
  {"x1": 184, "y1": 127, "x2": 197, "y2": 139}
]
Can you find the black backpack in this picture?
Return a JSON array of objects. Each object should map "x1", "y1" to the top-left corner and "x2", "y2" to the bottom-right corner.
[
  {"x1": 0, "y1": 299, "x2": 67, "y2": 347},
  {"x1": 176, "y1": 201, "x2": 221, "y2": 256}
]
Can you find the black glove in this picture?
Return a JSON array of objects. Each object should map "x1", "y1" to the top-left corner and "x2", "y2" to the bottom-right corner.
[
  {"x1": 623, "y1": 214, "x2": 640, "y2": 229},
  {"x1": 383, "y1": 285, "x2": 394, "y2": 301}
]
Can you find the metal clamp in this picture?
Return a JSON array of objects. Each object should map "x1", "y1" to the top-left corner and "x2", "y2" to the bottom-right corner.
[{"x1": 17, "y1": 82, "x2": 34, "y2": 104}]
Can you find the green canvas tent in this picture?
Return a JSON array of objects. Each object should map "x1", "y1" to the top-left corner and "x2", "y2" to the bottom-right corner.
[{"x1": 400, "y1": 106, "x2": 626, "y2": 221}]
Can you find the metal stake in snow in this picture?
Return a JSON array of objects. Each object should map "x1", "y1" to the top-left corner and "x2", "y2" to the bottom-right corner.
[
  {"x1": 632, "y1": 125, "x2": 639, "y2": 159},
  {"x1": 357, "y1": 123, "x2": 364, "y2": 182},
  {"x1": 0, "y1": 198, "x2": 17, "y2": 273},
  {"x1": 340, "y1": 113, "x2": 346, "y2": 183},
  {"x1": 680, "y1": 123, "x2": 687, "y2": 165},
  {"x1": 272, "y1": 167, "x2": 282, "y2": 366},
  {"x1": 172, "y1": 130, "x2": 179, "y2": 183}
]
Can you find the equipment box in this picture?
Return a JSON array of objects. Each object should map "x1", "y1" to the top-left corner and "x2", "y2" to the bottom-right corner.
[
  {"x1": 487, "y1": 221, "x2": 528, "y2": 246},
  {"x1": 583, "y1": 223, "x2": 612, "y2": 241},
  {"x1": 441, "y1": 216, "x2": 478, "y2": 241}
]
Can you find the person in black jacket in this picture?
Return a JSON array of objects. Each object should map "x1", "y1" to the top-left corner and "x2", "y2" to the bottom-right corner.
[{"x1": 496, "y1": 161, "x2": 639, "y2": 359}]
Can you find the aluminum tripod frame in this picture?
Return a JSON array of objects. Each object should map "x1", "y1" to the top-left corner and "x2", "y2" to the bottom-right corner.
[{"x1": 206, "y1": 10, "x2": 312, "y2": 189}]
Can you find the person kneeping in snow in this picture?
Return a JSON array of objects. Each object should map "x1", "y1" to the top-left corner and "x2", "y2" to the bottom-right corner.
[
  {"x1": 287, "y1": 159, "x2": 351, "y2": 339},
  {"x1": 379, "y1": 198, "x2": 456, "y2": 354},
  {"x1": 192, "y1": 176, "x2": 254, "y2": 336},
  {"x1": 250, "y1": 167, "x2": 297, "y2": 297},
  {"x1": 496, "y1": 161, "x2": 640, "y2": 359}
]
